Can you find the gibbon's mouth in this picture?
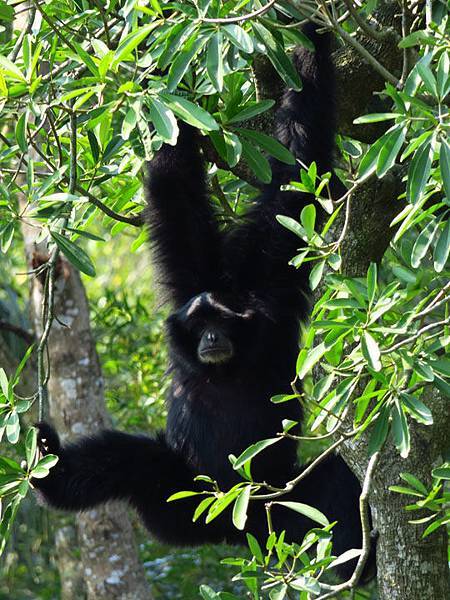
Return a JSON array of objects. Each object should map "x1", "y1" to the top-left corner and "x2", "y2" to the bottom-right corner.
[{"x1": 198, "y1": 347, "x2": 233, "y2": 364}]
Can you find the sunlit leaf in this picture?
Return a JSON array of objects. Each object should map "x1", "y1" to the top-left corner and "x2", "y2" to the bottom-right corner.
[
  {"x1": 50, "y1": 231, "x2": 96, "y2": 277},
  {"x1": 275, "y1": 501, "x2": 329, "y2": 526}
]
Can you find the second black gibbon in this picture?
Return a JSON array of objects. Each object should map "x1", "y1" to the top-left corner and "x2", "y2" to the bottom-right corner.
[{"x1": 33, "y1": 26, "x2": 374, "y2": 580}]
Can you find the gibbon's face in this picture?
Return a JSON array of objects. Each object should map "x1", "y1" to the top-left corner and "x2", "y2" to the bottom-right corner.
[{"x1": 166, "y1": 292, "x2": 266, "y2": 371}]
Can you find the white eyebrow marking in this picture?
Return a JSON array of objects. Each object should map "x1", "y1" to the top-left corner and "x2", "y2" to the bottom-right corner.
[
  {"x1": 206, "y1": 293, "x2": 255, "y2": 319},
  {"x1": 186, "y1": 295, "x2": 203, "y2": 316}
]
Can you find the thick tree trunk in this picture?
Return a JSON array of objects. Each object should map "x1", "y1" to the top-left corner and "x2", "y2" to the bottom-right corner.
[
  {"x1": 334, "y1": 175, "x2": 450, "y2": 600},
  {"x1": 21, "y1": 228, "x2": 152, "y2": 599}
]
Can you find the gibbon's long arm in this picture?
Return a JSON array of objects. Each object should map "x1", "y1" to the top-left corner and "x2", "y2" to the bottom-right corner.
[
  {"x1": 145, "y1": 124, "x2": 222, "y2": 307},
  {"x1": 223, "y1": 26, "x2": 336, "y2": 304},
  {"x1": 33, "y1": 423, "x2": 229, "y2": 545}
]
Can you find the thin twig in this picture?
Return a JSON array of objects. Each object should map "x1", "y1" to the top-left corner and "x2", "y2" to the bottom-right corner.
[
  {"x1": 315, "y1": 452, "x2": 380, "y2": 599},
  {"x1": 31, "y1": 0, "x2": 77, "y2": 54},
  {"x1": 202, "y1": 0, "x2": 277, "y2": 24},
  {"x1": 341, "y1": 0, "x2": 387, "y2": 41},
  {"x1": 381, "y1": 317, "x2": 450, "y2": 355},
  {"x1": 10, "y1": 6, "x2": 36, "y2": 62},
  {"x1": 252, "y1": 435, "x2": 349, "y2": 500},
  {"x1": 333, "y1": 21, "x2": 399, "y2": 87},
  {"x1": 36, "y1": 112, "x2": 77, "y2": 420}
]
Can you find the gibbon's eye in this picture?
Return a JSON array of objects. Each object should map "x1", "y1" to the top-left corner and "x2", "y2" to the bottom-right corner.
[{"x1": 197, "y1": 326, "x2": 234, "y2": 364}]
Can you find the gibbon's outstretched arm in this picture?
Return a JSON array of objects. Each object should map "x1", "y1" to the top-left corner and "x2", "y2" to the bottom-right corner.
[
  {"x1": 33, "y1": 425, "x2": 371, "y2": 580},
  {"x1": 145, "y1": 123, "x2": 222, "y2": 307},
  {"x1": 223, "y1": 26, "x2": 336, "y2": 301},
  {"x1": 32, "y1": 423, "x2": 229, "y2": 546}
]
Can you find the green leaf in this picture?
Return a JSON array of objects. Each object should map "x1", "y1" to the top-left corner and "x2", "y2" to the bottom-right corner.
[
  {"x1": 167, "y1": 33, "x2": 208, "y2": 92},
  {"x1": 0, "y1": 456, "x2": 21, "y2": 472},
  {"x1": 252, "y1": 23, "x2": 301, "y2": 90},
  {"x1": 388, "y1": 485, "x2": 423, "y2": 497},
  {"x1": 50, "y1": 231, "x2": 96, "y2": 277},
  {"x1": 17, "y1": 479, "x2": 29, "y2": 498},
  {"x1": 6, "y1": 411, "x2": 19, "y2": 444},
  {"x1": 398, "y1": 30, "x2": 438, "y2": 48},
  {"x1": 70, "y1": 41, "x2": 98, "y2": 77},
  {"x1": 439, "y1": 139, "x2": 450, "y2": 202},
  {"x1": 400, "y1": 472, "x2": 428, "y2": 495},
  {"x1": 0, "y1": 368, "x2": 9, "y2": 399},
  {"x1": 241, "y1": 139, "x2": 271, "y2": 183},
  {"x1": 436, "y1": 52, "x2": 450, "y2": 100},
  {"x1": 328, "y1": 548, "x2": 362, "y2": 569},
  {"x1": 25, "y1": 427, "x2": 37, "y2": 468},
  {"x1": 121, "y1": 104, "x2": 138, "y2": 141},
  {"x1": 432, "y1": 466, "x2": 450, "y2": 480},
  {"x1": 223, "y1": 130, "x2": 242, "y2": 167},
  {"x1": 30, "y1": 454, "x2": 59, "y2": 478},
  {"x1": 410, "y1": 216, "x2": 442, "y2": 268},
  {"x1": 15, "y1": 112, "x2": 28, "y2": 153},
  {"x1": 205, "y1": 487, "x2": 241, "y2": 523},
  {"x1": 159, "y1": 93, "x2": 219, "y2": 132},
  {"x1": 239, "y1": 129, "x2": 295, "y2": 165},
  {"x1": 407, "y1": 138, "x2": 433, "y2": 204},
  {"x1": 423, "y1": 516, "x2": 450, "y2": 538},
  {"x1": 167, "y1": 490, "x2": 201, "y2": 502},
  {"x1": 233, "y1": 438, "x2": 279, "y2": 470},
  {"x1": 112, "y1": 24, "x2": 157, "y2": 68},
  {"x1": 40, "y1": 193, "x2": 81, "y2": 203},
  {"x1": 300, "y1": 204, "x2": 316, "y2": 239},
  {"x1": 358, "y1": 130, "x2": 391, "y2": 179},
  {"x1": 87, "y1": 130, "x2": 100, "y2": 162},
  {"x1": 392, "y1": 399, "x2": 410, "y2": 458},
  {"x1": 0, "y1": 1, "x2": 14, "y2": 21},
  {"x1": 309, "y1": 261, "x2": 325, "y2": 291},
  {"x1": 269, "y1": 584, "x2": 287, "y2": 600},
  {"x1": 434, "y1": 218, "x2": 450, "y2": 272},
  {"x1": 296, "y1": 342, "x2": 328, "y2": 379},
  {"x1": 361, "y1": 331, "x2": 381, "y2": 371},
  {"x1": 0, "y1": 497, "x2": 21, "y2": 556},
  {"x1": 232, "y1": 485, "x2": 251, "y2": 530},
  {"x1": 400, "y1": 393, "x2": 433, "y2": 425},
  {"x1": 199, "y1": 585, "x2": 220, "y2": 600},
  {"x1": 228, "y1": 100, "x2": 275, "y2": 124},
  {"x1": 434, "y1": 375, "x2": 450, "y2": 397},
  {"x1": 276, "y1": 215, "x2": 306, "y2": 240},
  {"x1": 354, "y1": 113, "x2": 400, "y2": 124},
  {"x1": 147, "y1": 97, "x2": 178, "y2": 145},
  {"x1": 376, "y1": 126, "x2": 406, "y2": 177},
  {"x1": 417, "y1": 62, "x2": 438, "y2": 97},
  {"x1": 290, "y1": 576, "x2": 321, "y2": 594},
  {"x1": 367, "y1": 263, "x2": 377, "y2": 305},
  {"x1": 222, "y1": 24, "x2": 253, "y2": 53},
  {"x1": 275, "y1": 501, "x2": 329, "y2": 526},
  {"x1": 158, "y1": 22, "x2": 198, "y2": 70},
  {"x1": 206, "y1": 32, "x2": 224, "y2": 92},
  {"x1": 0, "y1": 55, "x2": 26, "y2": 81},
  {"x1": 192, "y1": 496, "x2": 215, "y2": 522},
  {"x1": 246, "y1": 533, "x2": 264, "y2": 563},
  {"x1": 368, "y1": 403, "x2": 390, "y2": 455}
]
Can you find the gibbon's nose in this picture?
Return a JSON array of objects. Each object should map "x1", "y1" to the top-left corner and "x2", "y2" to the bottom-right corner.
[{"x1": 207, "y1": 331, "x2": 217, "y2": 343}]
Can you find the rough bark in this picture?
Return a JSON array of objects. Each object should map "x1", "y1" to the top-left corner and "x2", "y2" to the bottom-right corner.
[
  {"x1": 333, "y1": 0, "x2": 403, "y2": 142},
  {"x1": 331, "y1": 162, "x2": 450, "y2": 600},
  {"x1": 21, "y1": 228, "x2": 152, "y2": 599},
  {"x1": 55, "y1": 526, "x2": 85, "y2": 600}
]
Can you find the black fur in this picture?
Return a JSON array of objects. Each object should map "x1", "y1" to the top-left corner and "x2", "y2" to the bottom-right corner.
[{"x1": 33, "y1": 28, "x2": 374, "y2": 581}]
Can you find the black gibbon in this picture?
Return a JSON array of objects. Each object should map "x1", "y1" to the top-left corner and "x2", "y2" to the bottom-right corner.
[{"x1": 34, "y1": 25, "x2": 373, "y2": 580}]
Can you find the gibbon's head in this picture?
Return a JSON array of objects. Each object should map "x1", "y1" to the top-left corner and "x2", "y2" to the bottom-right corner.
[{"x1": 166, "y1": 292, "x2": 270, "y2": 373}]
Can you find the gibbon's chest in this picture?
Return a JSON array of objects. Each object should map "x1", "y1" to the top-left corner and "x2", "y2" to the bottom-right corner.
[{"x1": 165, "y1": 378, "x2": 276, "y2": 485}]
